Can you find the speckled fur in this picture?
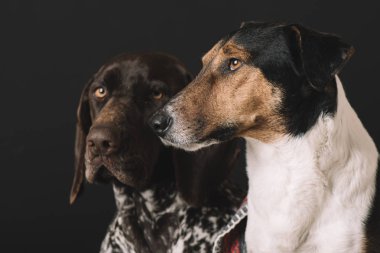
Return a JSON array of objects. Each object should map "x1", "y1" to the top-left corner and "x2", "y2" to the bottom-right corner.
[{"x1": 100, "y1": 181, "x2": 243, "y2": 253}]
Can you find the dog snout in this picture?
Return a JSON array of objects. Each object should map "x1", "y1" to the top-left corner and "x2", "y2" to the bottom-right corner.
[
  {"x1": 149, "y1": 111, "x2": 173, "y2": 136},
  {"x1": 87, "y1": 126, "x2": 121, "y2": 155}
]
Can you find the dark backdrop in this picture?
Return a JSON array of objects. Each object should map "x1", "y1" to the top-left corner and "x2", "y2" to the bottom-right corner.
[{"x1": 1, "y1": 1, "x2": 379, "y2": 252}]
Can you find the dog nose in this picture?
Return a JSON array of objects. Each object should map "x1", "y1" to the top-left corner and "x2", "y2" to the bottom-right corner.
[
  {"x1": 87, "y1": 126, "x2": 120, "y2": 155},
  {"x1": 149, "y1": 112, "x2": 172, "y2": 136}
]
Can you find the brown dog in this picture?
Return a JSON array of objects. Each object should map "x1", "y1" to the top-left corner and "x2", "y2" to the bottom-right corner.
[{"x1": 70, "y1": 52, "x2": 245, "y2": 253}]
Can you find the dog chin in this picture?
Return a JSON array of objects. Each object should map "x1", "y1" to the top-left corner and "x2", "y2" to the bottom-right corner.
[
  {"x1": 159, "y1": 137, "x2": 218, "y2": 152},
  {"x1": 85, "y1": 165, "x2": 112, "y2": 184}
]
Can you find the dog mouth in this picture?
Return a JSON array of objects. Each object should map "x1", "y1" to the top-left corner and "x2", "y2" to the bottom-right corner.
[
  {"x1": 159, "y1": 136, "x2": 219, "y2": 152},
  {"x1": 84, "y1": 154, "x2": 144, "y2": 185},
  {"x1": 87, "y1": 165, "x2": 113, "y2": 184},
  {"x1": 158, "y1": 124, "x2": 237, "y2": 151}
]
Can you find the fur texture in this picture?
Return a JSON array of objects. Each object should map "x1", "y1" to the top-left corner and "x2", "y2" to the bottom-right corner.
[
  {"x1": 244, "y1": 77, "x2": 378, "y2": 252},
  {"x1": 70, "y1": 52, "x2": 246, "y2": 252},
  {"x1": 100, "y1": 182, "x2": 243, "y2": 253},
  {"x1": 149, "y1": 22, "x2": 379, "y2": 252}
]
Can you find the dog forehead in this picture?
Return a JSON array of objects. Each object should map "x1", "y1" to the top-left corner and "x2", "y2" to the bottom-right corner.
[
  {"x1": 202, "y1": 39, "x2": 252, "y2": 66},
  {"x1": 119, "y1": 59, "x2": 150, "y2": 82},
  {"x1": 94, "y1": 54, "x2": 190, "y2": 95},
  {"x1": 231, "y1": 23, "x2": 287, "y2": 53},
  {"x1": 201, "y1": 23, "x2": 278, "y2": 65}
]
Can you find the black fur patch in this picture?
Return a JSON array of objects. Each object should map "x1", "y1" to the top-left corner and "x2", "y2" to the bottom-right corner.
[
  {"x1": 231, "y1": 22, "x2": 353, "y2": 136},
  {"x1": 203, "y1": 125, "x2": 238, "y2": 142}
]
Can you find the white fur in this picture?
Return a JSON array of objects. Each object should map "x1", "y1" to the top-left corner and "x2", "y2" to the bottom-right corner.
[{"x1": 244, "y1": 76, "x2": 378, "y2": 253}]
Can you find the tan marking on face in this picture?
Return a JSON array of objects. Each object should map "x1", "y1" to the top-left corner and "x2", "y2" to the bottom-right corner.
[
  {"x1": 171, "y1": 40, "x2": 286, "y2": 143},
  {"x1": 222, "y1": 42, "x2": 251, "y2": 61},
  {"x1": 201, "y1": 41, "x2": 250, "y2": 69}
]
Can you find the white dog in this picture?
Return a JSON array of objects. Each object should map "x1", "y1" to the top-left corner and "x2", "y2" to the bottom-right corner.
[{"x1": 149, "y1": 22, "x2": 379, "y2": 252}]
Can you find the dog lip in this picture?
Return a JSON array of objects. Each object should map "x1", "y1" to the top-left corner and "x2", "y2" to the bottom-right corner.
[
  {"x1": 93, "y1": 165, "x2": 113, "y2": 184},
  {"x1": 86, "y1": 156, "x2": 143, "y2": 186},
  {"x1": 158, "y1": 136, "x2": 193, "y2": 149},
  {"x1": 159, "y1": 137, "x2": 178, "y2": 147},
  {"x1": 159, "y1": 136, "x2": 217, "y2": 152},
  {"x1": 87, "y1": 154, "x2": 140, "y2": 172},
  {"x1": 85, "y1": 155, "x2": 114, "y2": 183},
  {"x1": 86, "y1": 162, "x2": 121, "y2": 184},
  {"x1": 85, "y1": 163, "x2": 103, "y2": 183}
]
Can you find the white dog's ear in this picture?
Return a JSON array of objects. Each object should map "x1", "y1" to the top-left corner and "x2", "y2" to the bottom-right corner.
[{"x1": 284, "y1": 24, "x2": 355, "y2": 90}]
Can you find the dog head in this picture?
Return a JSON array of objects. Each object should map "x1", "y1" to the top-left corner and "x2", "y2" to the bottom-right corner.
[
  {"x1": 149, "y1": 22, "x2": 354, "y2": 151},
  {"x1": 70, "y1": 53, "x2": 191, "y2": 204},
  {"x1": 70, "y1": 52, "x2": 243, "y2": 205}
]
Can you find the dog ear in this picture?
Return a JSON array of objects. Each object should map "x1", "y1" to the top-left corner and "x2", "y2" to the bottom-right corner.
[
  {"x1": 285, "y1": 24, "x2": 355, "y2": 90},
  {"x1": 69, "y1": 78, "x2": 93, "y2": 204},
  {"x1": 240, "y1": 21, "x2": 250, "y2": 28},
  {"x1": 173, "y1": 138, "x2": 244, "y2": 207},
  {"x1": 240, "y1": 20, "x2": 266, "y2": 28},
  {"x1": 183, "y1": 71, "x2": 193, "y2": 85}
]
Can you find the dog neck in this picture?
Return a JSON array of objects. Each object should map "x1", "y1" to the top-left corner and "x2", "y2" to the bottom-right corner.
[
  {"x1": 112, "y1": 148, "x2": 179, "y2": 215},
  {"x1": 244, "y1": 76, "x2": 378, "y2": 252},
  {"x1": 113, "y1": 181, "x2": 182, "y2": 216}
]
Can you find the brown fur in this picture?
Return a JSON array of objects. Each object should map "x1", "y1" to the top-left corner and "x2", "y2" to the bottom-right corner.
[
  {"x1": 170, "y1": 40, "x2": 286, "y2": 143},
  {"x1": 70, "y1": 52, "x2": 246, "y2": 207}
]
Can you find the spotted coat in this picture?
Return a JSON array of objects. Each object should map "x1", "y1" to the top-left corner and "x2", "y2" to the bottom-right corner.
[{"x1": 100, "y1": 181, "x2": 243, "y2": 253}]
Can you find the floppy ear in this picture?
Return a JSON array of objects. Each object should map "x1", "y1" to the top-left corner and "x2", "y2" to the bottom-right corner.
[
  {"x1": 69, "y1": 78, "x2": 93, "y2": 204},
  {"x1": 284, "y1": 24, "x2": 355, "y2": 90},
  {"x1": 173, "y1": 138, "x2": 244, "y2": 207}
]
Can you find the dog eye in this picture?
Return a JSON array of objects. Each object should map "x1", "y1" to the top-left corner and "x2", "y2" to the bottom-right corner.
[
  {"x1": 152, "y1": 90, "x2": 164, "y2": 100},
  {"x1": 228, "y1": 58, "x2": 242, "y2": 71},
  {"x1": 94, "y1": 86, "x2": 108, "y2": 99}
]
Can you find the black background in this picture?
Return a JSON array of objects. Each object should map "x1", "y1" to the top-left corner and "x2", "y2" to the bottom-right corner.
[{"x1": 1, "y1": 1, "x2": 379, "y2": 252}]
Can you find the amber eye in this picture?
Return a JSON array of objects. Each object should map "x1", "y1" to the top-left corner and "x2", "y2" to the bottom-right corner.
[
  {"x1": 228, "y1": 58, "x2": 242, "y2": 71},
  {"x1": 94, "y1": 86, "x2": 107, "y2": 99},
  {"x1": 152, "y1": 90, "x2": 163, "y2": 100}
]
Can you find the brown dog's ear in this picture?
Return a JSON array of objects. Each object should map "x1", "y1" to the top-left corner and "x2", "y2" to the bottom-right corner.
[
  {"x1": 69, "y1": 78, "x2": 93, "y2": 204},
  {"x1": 284, "y1": 24, "x2": 355, "y2": 90},
  {"x1": 173, "y1": 138, "x2": 244, "y2": 207},
  {"x1": 184, "y1": 71, "x2": 193, "y2": 85}
]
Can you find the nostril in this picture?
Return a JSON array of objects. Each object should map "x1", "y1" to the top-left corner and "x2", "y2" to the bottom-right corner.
[
  {"x1": 99, "y1": 140, "x2": 118, "y2": 154},
  {"x1": 152, "y1": 120, "x2": 162, "y2": 130},
  {"x1": 151, "y1": 113, "x2": 172, "y2": 135},
  {"x1": 87, "y1": 127, "x2": 121, "y2": 155},
  {"x1": 88, "y1": 140, "x2": 95, "y2": 147},
  {"x1": 101, "y1": 140, "x2": 111, "y2": 149}
]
